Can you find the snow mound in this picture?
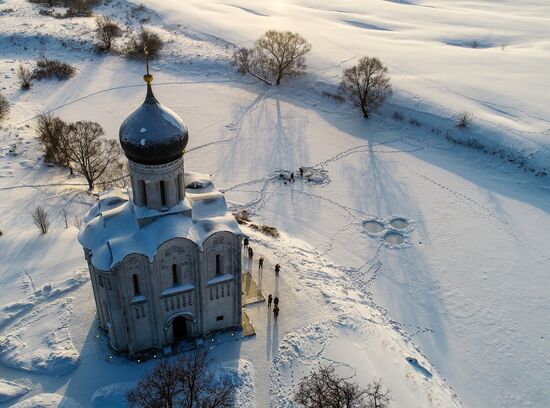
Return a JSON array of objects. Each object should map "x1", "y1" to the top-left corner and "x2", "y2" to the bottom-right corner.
[
  {"x1": 0, "y1": 297, "x2": 79, "y2": 376},
  {"x1": 91, "y1": 382, "x2": 134, "y2": 408},
  {"x1": 11, "y1": 393, "x2": 83, "y2": 408},
  {"x1": 0, "y1": 379, "x2": 29, "y2": 404}
]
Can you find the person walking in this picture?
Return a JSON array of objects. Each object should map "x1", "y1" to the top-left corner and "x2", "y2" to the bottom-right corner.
[
  {"x1": 289, "y1": 172, "x2": 295, "y2": 182},
  {"x1": 267, "y1": 294, "x2": 272, "y2": 308},
  {"x1": 274, "y1": 263, "x2": 280, "y2": 276},
  {"x1": 248, "y1": 246, "x2": 254, "y2": 260},
  {"x1": 273, "y1": 305, "x2": 279, "y2": 320},
  {"x1": 259, "y1": 257, "x2": 264, "y2": 271},
  {"x1": 299, "y1": 167, "x2": 304, "y2": 178},
  {"x1": 243, "y1": 237, "x2": 249, "y2": 249},
  {"x1": 273, "y1": 296, "x2": 279, "y2": 307}
]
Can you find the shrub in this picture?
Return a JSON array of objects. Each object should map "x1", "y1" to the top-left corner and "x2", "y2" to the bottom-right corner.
[
  {"x1": 294, "y1": 365, "x2": 392, "y2": 408},
  {"x1": 340, "y1": 57, "x2": 392, "y2": 119},
  {"x1": 409, "y1": 118, "x2": 421, "y2": 127},
  {"x1": 35, "y1": 114, "x2": 71, "y2": 169},
  {"x1": 32, "y1": 206, "x2": 50, "y2": 234},
  {"x1": 233, "y1": 210, "x2": 251, "y2": 224},
  {"x1": 0, "y1": 93, "x2": 9, "y2": 122},
  {"x1": 95, "y1": 15, "x2": 122, "y2": 51},
  {"x1": 33, "y1": 58, "x2": 76, "y2": 81},
  {"x1": 249, "y1": 223, "x2": 279, "y2": 238},
  {"x1": 17, "y1": 64, "x2": 33, "y2": 90},
  {"x1": 126, "y1": 350, "x2": 235, "y2": 408},
  {"x1": 126, "y1": 28, "x2": 163, "y2": 59},
  {"x1": 455, "y1": 111, "x2": 473, "y2": 128},
  {"x1": 232, "y1": 30, "x2": 312, "y2": 86},
  {"x1": 392, "y1": 111, "x2": 404, "y2": 121}
]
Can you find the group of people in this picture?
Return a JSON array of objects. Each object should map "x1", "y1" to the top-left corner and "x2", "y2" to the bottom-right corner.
[
  {"x1": 280, "y1": 167, "x2": 306, "y2": 185},
  {"x1": 243, "y1": 237, "x2": 282, "y2": 320}
]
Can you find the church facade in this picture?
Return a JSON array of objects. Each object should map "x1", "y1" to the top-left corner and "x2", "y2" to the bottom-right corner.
[{"x1": 78, "y1": 71, "x2": 243, "y2": 356}]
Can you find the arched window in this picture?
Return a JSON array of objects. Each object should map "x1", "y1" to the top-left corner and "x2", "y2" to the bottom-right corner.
[
  {"x1": 177, "y1": 174, "x2": 183, "y2": 201},
  {"x1": 132, "y1": 274, "x2": 141, "y2": 296},
  {"x1": 139, "y1": 180, "x2": 147, "y2": 206},
  {"x1": 172, "y1": 264, "x2": 179, "y2": 285},
  {"x1": 215, "y1": 254, "x2": 221, "y2": 275},
  {"x1": 160, "y1": 180, "x2": 167, "y2": 206}
]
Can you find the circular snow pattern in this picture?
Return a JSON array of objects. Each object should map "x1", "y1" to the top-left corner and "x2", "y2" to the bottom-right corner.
[
  {"x1": 389, "y1": 218, "x2": 409, "y2": 230},
  {"x1": 363, "y1": 216, "x2": 415, "y2": 248},
  {"x1": 364, "y1": 220, "x2": 385, "y2": 234},
  {"x1": 384, "y1": 231, "x2": 405, "y2": 245}
]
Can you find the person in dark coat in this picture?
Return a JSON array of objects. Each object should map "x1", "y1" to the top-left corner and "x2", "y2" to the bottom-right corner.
[
  {"x1": 275, "y1": 263, "x2": 280, "y2": 275},
  {"x1": 243, "y1": 237, "x2": 249, "y2": 249},
  {"x1": 273, "y1": 296, "x2": 279, "y2": 307},
  {"x1": 248, "y1": 247, "x2": 254, "y2": 259},
  {"x1": 289, "y1": 172, "x2": 295, "y2": 182},
  {"x1": 273, "y1": 305, "x2": 279, "y2": 320},
  {"x1": 267, "y1": 294, "x2": 272, "y2": 308},
  {"x1": 299, "y1": 167, "x2": 304, "y2": 177},
  {"x1": 259, "y1": 257, "x2": 264, "y2": 271}
]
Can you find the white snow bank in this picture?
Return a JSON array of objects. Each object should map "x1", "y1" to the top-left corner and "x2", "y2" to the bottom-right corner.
[
  {"x1": 271, "y1": 320, "x2": 461, "y2": 407},
  {"x1": 12, "y1": 393, "x2": 83, "y2": 408},
  {"x1": 78, "y1": 175, "x2": 243, "y2": 271},
  {"x1": 0, "y1": 379, "x2": 29, "y2": 403},
  {"x1": 0, "y1": 297, "x2": 79, "y2": 376}
]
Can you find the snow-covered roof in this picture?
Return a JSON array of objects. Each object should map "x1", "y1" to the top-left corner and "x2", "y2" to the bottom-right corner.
[{"x1": 78, "y1": 173, "x2": 242, "y2": 271}]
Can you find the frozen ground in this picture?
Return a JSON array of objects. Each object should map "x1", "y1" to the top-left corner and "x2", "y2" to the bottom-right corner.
[{"x1": 1, "y1": 0, "x2": 549, "y2": 407}]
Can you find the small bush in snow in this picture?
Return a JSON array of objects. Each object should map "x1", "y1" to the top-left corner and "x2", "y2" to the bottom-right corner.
[
  {"x1": 409, "y1": 118, "x2": 421, "y2": 127},
  {"x1": 294, "y1": 364, "x2": 392, "y2": 408},
  {"x1": 0, "y1": 93, "x2": 9, "y2": 122},
  {"x1": 340, "y1": 56, "x2": 392, "y2": 119},
  {"x1": 126, "y1": 350, "x2": 235, "y2": 408},
  {"x1": 471, "y1": 39, "x2": 479, "y2": 49},
  {"x1": 126, "y1": 28, "x2": 163, "y2": 59},
  {"x1": 392, "y1": 111, "x2": 404, "y2": 121},
  {"x1": 94, "y1": 15, "x2": 122, "y2": 51},
  {"x1": 32, "y1": 206, "x2": 50, "y2": 234},
  {"x1": 35, "y1": 114, "x2": 71, "y2": 170},
  {"x1": 250, "y1": 223, "x2": 280, "y2": 238},
  {"x1": 455, "y1": 111, "x2": 473, "y2": 128},
  {"x1": 17, "y1": 64, "x2": 34, "y2": 90},
  {"x1": 232, "y1": 30, "x2": 312, "y2": 86},
  {"x1": 33, "y1": 58, "x2": 76, "y2": 81}
]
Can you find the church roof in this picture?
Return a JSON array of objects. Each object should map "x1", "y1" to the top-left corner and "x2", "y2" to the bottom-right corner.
[
  {"x1": 119, "y1": 83, "x2": 188, "y2": 165},
  {"x1": 78, "y1": 173, "x2": 243, "y2": 271}
]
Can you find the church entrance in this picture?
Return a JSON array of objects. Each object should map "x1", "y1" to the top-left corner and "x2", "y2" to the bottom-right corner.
[{"x1": 172, "y1": 315, "x2": 190, "y2": 342}]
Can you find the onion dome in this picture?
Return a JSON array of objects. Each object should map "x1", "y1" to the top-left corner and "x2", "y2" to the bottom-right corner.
[{"x1": 119, "y1": 71, "x2": 188, "y2": 165}]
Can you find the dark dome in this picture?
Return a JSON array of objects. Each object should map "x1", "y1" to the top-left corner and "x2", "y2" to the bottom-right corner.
[{"x1": 119, "y1": 85, "x2": 188, "y2": 165}]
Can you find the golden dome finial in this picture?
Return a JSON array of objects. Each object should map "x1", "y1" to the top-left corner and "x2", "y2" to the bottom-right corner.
[{"x1": 143, "y1": 45, "x2": 153, "y2": 84}]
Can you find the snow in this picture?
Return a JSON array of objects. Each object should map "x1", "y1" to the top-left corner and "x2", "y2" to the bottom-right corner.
[
  {"x1": 0, "y1": 380, "x2": 28, "y2": 404},
  {"x1": 0, "y1": 0, "x2": 549, "y2": 407},
  {"x1": 11, "y1": 393, "x2": 83, "y2": 408}
]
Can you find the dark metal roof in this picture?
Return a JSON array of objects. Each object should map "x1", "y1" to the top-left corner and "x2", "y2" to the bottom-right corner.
[{"x1": 119, "y1": 84, "x2": 188, "y2": 165}]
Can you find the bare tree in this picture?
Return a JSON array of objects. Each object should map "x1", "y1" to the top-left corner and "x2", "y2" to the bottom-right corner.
[
  {"x1": 295, "y1": 365, "x2": 367, "y2": 408},
  {"x1": 366, "y1": 379, "x2": 391, "y2": 408},
  {"x1": 126, "y1": 28, "x2": 163, "y2": 59},
  {"x1": 31, "y1": 206, "x2": 50, "y2": 234},
  {"x1": 127, "y1": 350, "x2": 235, "y2": 408},
  {"x1": 96, "y1": 156, "x2": 128, "y2": 192},
  {"x1": 16, "y1": 65, "x2": 33, "y2": 90},
  {"x1": 232, "y1": 30, "x2": 311, "y2": 85},
  {"x1": 0, "y1": 92, "x2": 9, "y2": 122},
  {"x1": 64, "y1": 121, "x2": 120, "y2": 190},
  {"x1": 340, "y1": 57, "x2": 392, "y2": 119},
  {"x1": 95, "y1": 15, "x2": 121, "y2": 51},
  {"x1": 455, "y1": 110, "x2": 473, "y2": 128},
  {"x1": 35, "y1": 114, "x2": 71, "y2": 171}
]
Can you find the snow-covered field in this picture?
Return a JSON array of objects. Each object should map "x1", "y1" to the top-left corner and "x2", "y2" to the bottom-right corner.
[{"x1": 1, "y1": 0, "x2": 549, "y2": 407}]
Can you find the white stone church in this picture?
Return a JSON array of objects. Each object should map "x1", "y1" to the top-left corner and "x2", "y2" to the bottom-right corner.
[{"x1": 78, "y1": 71, "x2": 243, "y2": 356}]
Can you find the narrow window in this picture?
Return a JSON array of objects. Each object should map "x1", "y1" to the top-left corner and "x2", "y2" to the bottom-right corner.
[
  {"x1": 177, "y1": 174, "x2": 183, "y2": 201},
  {"x1": 215, "y1": 254, "x2": 221, "y2": 275},
  {"x1": 139, "y1": 180, "x2": 147, "y2": 206},
  {"x1": 98, "y1": 275, "x2": 104, "y2": 287},
  {"x1": 132, "y1": 274, "x2": 140, "y2": 296},
  {"x1": 172, "y1": 264, "x2": 178, "y2": 285},
  {"x1": 216, "y1": 315, "x2": 224, "y2": 321},
  {"x1": 160, "y1": 180, "x2": 167, "y2": 206}
]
